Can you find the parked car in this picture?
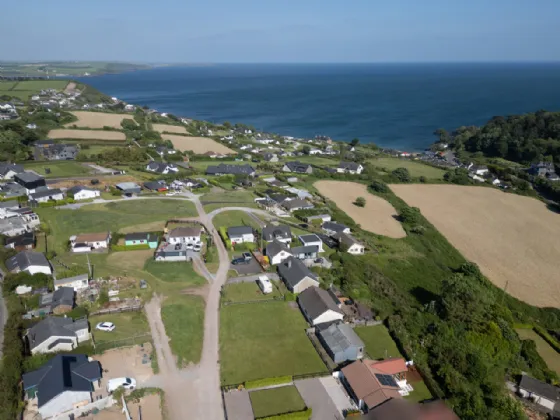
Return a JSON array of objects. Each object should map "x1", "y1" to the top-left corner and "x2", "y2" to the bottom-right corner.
[
  {"x1": 232, "y1": 257, "x2": 250, "y2": 265},
  {"x1": 242, "y1": 252, "x2": 252, "y2": 260},
  {"x1": 106, "y1": 377, "x2": 136, "y2": 393},
  {"x1": 186, "y1": 243, "x2": 194, "y2": 250},
  {"x1": 166, "y1": 192, "x2": 176, "y2": 196},
  {"x1": 314, "y1": 258, "x2": 324, "y2": 264},
  {"x1": 96, "y1": 322, "x2": 115, "y2": 332},
  {"x1": 257, "y1": 275, "x2": 273, "y2": 294},
  {"x1": 193, "y1": 244, "x2": 202, "y2": 252}
]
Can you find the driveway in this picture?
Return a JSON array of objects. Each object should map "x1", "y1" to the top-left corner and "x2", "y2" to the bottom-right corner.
[
  {"x1": 230, "y1": 255, "x2": 262, "y2": 275},
  {"x1": 227, "y1": 273, "x2": 279, "y2": 284},
  {"x1": 223, "y1": 389, "x2": 253, "y2": 420},
  {"x1": 295, "y1": 378, "x2": 345, "y2": 420}
]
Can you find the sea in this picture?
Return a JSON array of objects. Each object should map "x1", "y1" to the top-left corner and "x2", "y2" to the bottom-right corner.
[{"x1": 79, "y1": 63, "x2": 560, "y2": 151}]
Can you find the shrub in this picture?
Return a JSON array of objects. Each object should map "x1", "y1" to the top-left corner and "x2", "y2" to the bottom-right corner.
[
  {"x1": 245, "y1": 376, "x2": 292, "y2": 389},
  {"x1": 258, "y1": 408, "x2": 312, "y2": 420},
  {"x1": 354, "y1": 197, "x2": 366, "y2": 207},
  {"x1": 370, "y1": 180, "x2": 389, "y2": 193},
  {"x1": 234, "y1": 242, "x2": 256, "y2": 252},
  {"x1": 111, "y1": 244, "x2": 150, "y2": 252},
  {"x1": 392, "y1": 167, "x2": 411, "y2": 182}
]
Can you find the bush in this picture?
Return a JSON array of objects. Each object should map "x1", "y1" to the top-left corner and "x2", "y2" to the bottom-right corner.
[
  {"x1": 392, "y1": 167, "x2": 411, "y2": 182},
  {"x1": 234, "y1": 242, "x2": 256, "y2": 252},
  {"x1": 258, "y1": 408, "x2": 312, "y2": 420},
  {"x1": 111, "y1": 244, "x2": 150, "y2": 252},
  {"x1": 354, "y1": 197, "x2": 366, "y2": 207},
  {"x1": 370, "y1": 180, "x2": 389, "y2": 193},
  {"x1": 245, "y1": 376, "x2": 292, "y2": 389}
]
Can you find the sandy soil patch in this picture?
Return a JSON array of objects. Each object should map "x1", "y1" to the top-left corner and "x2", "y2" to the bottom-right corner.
[
  {"x1": 64, "y1": 82, "x2": 77, "y2": 94},
  {"x1": 49, "y1": 129, "x2": 126, "y2": 141},
  {"x1": 314, "y1": 181, "x2": 406, "y2": 238},
  {"x1": 93, "y1": 344, "x2": 154, "y2": 385},
  {"x1": 162, "y1": 134, "x2": 235, "y2": 154},
  {"x1": 391, "y1": 184, "x2": 560, "y2": 308},
  {"x1": 83, "y1": 394, "x2": 162, "y2": 420},
  {"x1": 152, "y1": 123, "x2": 188, "y2": 134},
  {"x1": 66, "y1": 111, "x2": 135, "y2": 129}
]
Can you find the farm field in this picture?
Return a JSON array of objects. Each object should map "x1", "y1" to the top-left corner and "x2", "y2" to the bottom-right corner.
[
  {"x1": 90, "y1": 311, "x2": 151, "y2": 346},
  {"x1": 48, "y1": 129, "x2": 126, "y2": 141},
  {"x1": 219, "y1": 301, "x2": 328, "y2": 385},
  {"x1": 354, "y1": 325, "x2": 404, "y2": 360},
  {"x1": 249, "y1": 386, "x2": 306, "y2": 418},
  {"x1": 369, "y1": 157, "x2": 446, "y2": 180},
  {"x1": 0, "y1": 80, "x2": 69, "y2": 101},
  {"x1": 66, "y1": 111, "x2": 135, "y2": 129},
  {"x1": 212, "y1": 210, "x2": 262, "y2": 229},
  {"x1": 516, "y1": 328, "x2": 560, "y2": 375},
  {"x1": 391, "y1": 184, "x2": 560, "y2": 307},
  {"x1": 314, "y1": 180, "x2": 406, "y2": 238},
  {"x1": 161, "y1": 134, "x2": 235, "y2": 155},
  {"x1": 22, "y1": 161, "x2": 91, "y2": 178},
  {"x1": 152, "y1": 123, "x2": 188, "y2": 134},
  {"x1": 144, "y1": 260, "x2": 207, "y2": 286},
  {"x1": 202, "y1": 190, "x2": 258, "y2": 212}
]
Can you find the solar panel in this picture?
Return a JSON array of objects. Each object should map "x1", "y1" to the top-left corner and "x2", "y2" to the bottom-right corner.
[{"x1": 375, "y1": 373, "x2": 398, "y2": 387}]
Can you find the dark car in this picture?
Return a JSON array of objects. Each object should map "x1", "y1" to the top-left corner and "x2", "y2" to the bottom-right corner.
[
  {"x1": 232, "y1": 258, "x2": 250, "y2": 265},
  {"x1": 314, "y1": 258, "x2": 324, "y2": 264}
]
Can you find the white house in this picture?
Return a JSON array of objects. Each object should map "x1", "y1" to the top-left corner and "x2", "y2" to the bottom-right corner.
[
  {"x1": 26, "y1": 317, "x2": 91, "y2": 355},
  {"x1": 29, "y1": 188, "x2": 64, "y2": 203},
  {"x1": 278, "y1": 257, "x2": 320, "y2": 293},
  {"x1": 6, "y1": 251, "x2": 52, "y2": 275},
  {"x1": 54, "y1": 274, "x2": 89, "y2": 291},
  {"x1": 262, "y1": 224, "x2": 292, "y2": 244},
  {"x1": 256, "y1": 138, "x2": 275, "y2": 145},
  {"x1": 297, "y1": 286, "x2": 344, "y2": 325},
  {"x1": 337, "y1": 162, "x2": 364, "y2": 175},
  {"x1": 468, "y1": 163, "x2": 489, "y2": 176},
  {"x1": 146, "y1": 161, "x2": 179, "y2": 175},
  {"x1": 70, "y1": 232, "x2": 111, "y2": 253},
  {"x1": 309, "y1": 149, "x2": 323, "y2": 155},
  {"x1": 265, "y1": 240, "x2": 293, "y2": 265},
  {"x1": 168, "y1": 226, "x2": 202, "y2": 245},
  {"x1": 335, "y1": 233, "x2": 365, "y2": 255},
  {"x1": 67, "y1": 186, "x2": 100, "y2": 201},
  {"x1": 518, "y1": 375, "x2": 559, "y2": 411},
  {"x1": 299, "y1": 234, "x2": 324, "y2": 252},
  {"x1": 306, "y1": 214, "x2": 331, "y2": 224},
  {"x1": 227, "y1": 226, "x2": 255, "y2": 244}
]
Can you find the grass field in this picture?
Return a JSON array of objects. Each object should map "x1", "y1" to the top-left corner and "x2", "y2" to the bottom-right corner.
[
  {"x1": 90, "y1": 311, "x2": 150, "y2": 345},
  {"x1": 22, "y1": 161, "x2": 91, "y2": 178},
  {"x1": 152, "y1": 124, "x2": 188, "y2": 134},
  {"x1": 49, "y1": 129, "x2": 126, "y2": 141},
  {"x1": 144, "y1": 260, "x2": 207, "y2": 286},
  {"x1": 222, "y1": 282, "x2": 283, "y2": 303},
  {"x1": 354, "y1": 325, "x2": 404, "y2": 360},
  {"x1": 315, "y1": 181, "x2": 406, "y2": 238},
  {"x1": 369, "y1": 158, "x2": 446, "y2": 180},
  {"x1": 220, "y1": 301, "x2": 327, "y2": 385},
  {"x1": 516, "y1": 329, "x2": 560, "y2": 375},
  {"x1": 188, "y1": 160, "x2": 247, "y2": 170},
  {"x1": 249, "y1": 386, "x2": 306, "y2": 418},
  {"x1": 212, "y1": 210, "x2": 261, "y2": 229},
  {"x1": 38, "y1": 199, "x2": 197, "y2": 254},
  {"x1": 162, "y1": 134, "x2": 235, "y2": 154},
  {"x1": 161, "y1": 295, "x2": 205, "y2": 367},
  {"x1": 0, "y1": 80, "x2": 69, "y2": 101},
  {"x1": 405, "y1": 380, "x2": 433, "y2": 403},
  {"x1": 391, "y1": 184, "x2": 560, "y2": 307},
  {"x1": 202, "y1": 190, "x2": 258, "y2": 212},
  {"x1": 290, "y1": 156, "x2": 339, "y2": 167},
  {"x1": 66, "y1": 111, "x2": 135, "y2": 129}
]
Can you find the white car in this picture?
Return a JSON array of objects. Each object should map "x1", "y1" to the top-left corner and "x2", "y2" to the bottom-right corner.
[
  {"x1": 257, "y1": 275, "x2": 273, "y2": 294},
  {"x1": 193, "y1": 244, "x2": 202, "y2": 252},
  {"x1": 165, "y1": 192, "x2": 176, "y2": 196},
  {"x1": 106, "y1": 377, "x2": 136, "y2": 393},
  {"x1": 96, "y1": 322, "x2": 115, "y2": 332}
]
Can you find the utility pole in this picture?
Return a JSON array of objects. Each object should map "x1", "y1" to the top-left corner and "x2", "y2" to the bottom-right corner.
[
  {"x1": 501, "y1": 280, "x2": 509, "y2": 305},
  {"x1": 86, "y1": 254, "x2": 92, "y2": 279}
]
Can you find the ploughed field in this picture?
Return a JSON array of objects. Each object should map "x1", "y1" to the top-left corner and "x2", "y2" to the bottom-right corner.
[
  {"x1": 314, "y1": 180, "x2": 406, "y2": 238},
  {"x1": 391, "y1": 184, "x2": 560, "y2": 308},
  {"x1": 161, "y1": 134, "x2": 235, "y2": 154},
  {"x1": 65, "y1": 111, "x2": 136, "y2": 129},
  {"x1": 48, "y1": 129, "x2": 126, "y2": 141}
]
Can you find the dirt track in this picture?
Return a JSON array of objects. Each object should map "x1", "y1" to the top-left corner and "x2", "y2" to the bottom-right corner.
[{"x1": 391, "y1": 184, "x2": 560, "y2": 308}]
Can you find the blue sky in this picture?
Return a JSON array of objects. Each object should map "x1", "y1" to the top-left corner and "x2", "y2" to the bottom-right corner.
[{"x1": 1, "y1": 0, "x2": 559, "y2": 63}]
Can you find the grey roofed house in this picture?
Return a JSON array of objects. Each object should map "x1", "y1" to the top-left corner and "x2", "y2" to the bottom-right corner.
[
  {"x1": 5, "y1": 251, "x2": 50, "y2": 273},
  {"x1": 519, "y1": 374, "x2": 560, "y2": 403},
  {"x1": 54, "y1": 273, "x2": 89, "y2": 289},
  {"x1": 266, "y1": 239, "x2": 291, "y2": 258},
  {"x1": 334, "y1": 232, "x2": 360, "y2": 247},
  {"x1": 323, "y1": 221, "x2": 350, "y2": 234},
  {"x1": 29, "y1": 188, "x2": 63, "y2": 200},
  {"x1": 282, "y1": 198, "x2": 314, "y2": 211},
  {"x1": 26, "y1": 316, "x2": 88, "y2": 351},
  {"x1": 66, "y1": 185, "x2": 94, "y2": 195},
  {"x1": 146, "y1": 161, "x2": 171, "y2": 173},
  {"x1": 317, "y1": 322, "x2": 365, "y2": 363},
  {"x1": 277, "y1": 256, "x2": 317, "y2": 289},
  {"x1": 5, "y1": 231, "x2": 35, "y2": 249},
  {"x1": 0, "y1": 199, "x2": 19, "y2": 209},
  {"x1": 297, "y1": 286, "x2": 343, "y2": 321},
  {"x1": 206, "y1": 163, "x2": 256, "y2": 176},
  {"x1": 262, "y1": 224, "x2": 292, "y2": 241},
  {"x1": 22, "y1": 354, "x2": 101, "y2": 409},
  {"x1": 15, "y1": 171, "x2": 45, "y2": 184},
  {"x1": 338, "y1": 161, "x2": 361, "y2": 171},
  {"x1": 291, "y1": 245, "x2": 319, "y2": 259},
  {"x1": 116, "y1": 182, "x2": 141, "y2": 194},
  {"x1": 0, "y1": 162, "x2": 24, "y2": 177},
  {"x1": 51, "y1": 287, "x2": 75, "y2": 309},
  {"x1": 124, "y1": 232, "x2": 151, "y2": 241},
  {"x1": 38, "y1": 144, "x2": 78, "y2": 160},
  {"x1": 143, "y1": 181, "x2": 166, "y2": 191},
  {"x1": 300, "y1": 234, "x2": 322, "y2": 243},
  {"x1": 227, "y1": 226, "x2": 253, "y2": 236},
  {"x1": 283, "y1": 161, "x2": 313, "y2": 174},
  {"x1": 269, "y1": 193, "x2": 290, "y2": 204}
]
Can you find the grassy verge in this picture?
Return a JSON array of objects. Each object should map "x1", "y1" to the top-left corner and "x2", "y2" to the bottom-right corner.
[
  {"x1": 144, "y1": 259, "x2": 207, "y2": 286},
  {"x1": 222, "y1": 281, "x2": 283, "y2": 303},
  {"x1": 90, "y1": 311, "x2": 150, "y2": 347},
  {"x1": 405, "y1": 379, "x2": 433, "y2": 403},
  {"x1": 212, "y1": 210, "x2": 261, "y2": 228},
  {"x1": 249, "y1": 386, "x2": 306, "y2": 419},
  {"x1": 354, "y1": 325, "x2": 404, "y2": 360}
]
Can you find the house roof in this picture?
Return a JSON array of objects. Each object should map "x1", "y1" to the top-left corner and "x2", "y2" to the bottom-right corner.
[
  {"x1": 284, "y1": 161, "x2": 312, "y2": 173},
  {"x1": 5, "y1": 231, "x2": 34, "y2": 248},
  {"x1": 263, "y1": 224, "x2": 291, "y2": 241},
  {"x1": 52, "y1": 287, "x2": 75, "y2": 309},
  {"x1": 67, "y1": 185, "x2": 95, "y2": 195},
  {"x1": 143, "y1": 181, "x2": 166, "y2": 191},
  {"x1": 283, "y1": 198, "x2": 313, "y2": 210},
  {"x1": 0, "y1": 162, "x2": 24, "y2": 176},
  {"x1": 266, "y1": 239, "x2": 291, "y2": 258},
  {"x1": 125, "y1": 232, "x2": 153, "y2": 241},
  {"x1": 30, "y1": 188, "x2": 63, "y2": 200},
  {"x1": 338, "y1": 161, "x2": 361, "y2": 170},
  {"x1": 22, "y1": 354, "x2": 101, "y2": 408},
  {"x1": 146, "y1": 161, "x2": 171, "y2": 173},
  {"x1": 116, "y1": 182, "x2": 140, "y2": 190},
  {"x1": 299, "y1": 234, "x2": 322, "y2": 243},
  {"x1": 15, "y1": 171, "x2": 45, "y2": 184},
  {"x1": 6, "y1": 251, "x2": 50, "y2": 272},
  {"x1": 290, "y1": 245, "x2": 319, "y2": 255},
  {"x1": 54, "y1": 274, "x2": 89, "y2": 287},
  {"x1": 334, "y1": 232, "x2": 362, "y2": 247},
  {"x1": 297, "y1": 286, "x2": 343, "y2": 320},
  {"x1": 26, "y1": 316, "x2": 87, "y2": 350},
  {"x1": 318, "y1": 322, "x2": 364, "y2": 354},
  {"x1": 269, "y1": 193, "x2": 289, "y2": 204},
  {"x1": 369, "y1": 358, "x2": 407, "y2": 375},
  {"x1": 519, "y1": 375, "x2": 560, "y2": 401},
  {"x1": 74, "y1": 232, "x2": 109, "y2": 243},
  {"x1": 323, "y1": 221, "x2": 349, "y2": 233},
  {"x1": 0, "y1": 199, "x2": 19, "y2": 209},
  {"x1": 228, "y1": 226, "x2": 253, "y2": 236},
  {"x1": 206, "y1": 164, "x2": 255, "y2": 175},
  {"x1": 278, "y1": 257, "x2": 318, "y2": 289},
  {"x1": 169, "y1": 226, "x2": 201, "y2": 238}
]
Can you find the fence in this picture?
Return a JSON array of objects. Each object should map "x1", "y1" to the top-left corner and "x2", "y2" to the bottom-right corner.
[
  {"x1": 90, "y1": 303, "x2": 143, "y2": 316},
  {"x1": 305, "y1": 330, "x2": 337, "y2": 372},
  {"x1": 93, "y1": 332, "x2": 153, "y2": 353}
]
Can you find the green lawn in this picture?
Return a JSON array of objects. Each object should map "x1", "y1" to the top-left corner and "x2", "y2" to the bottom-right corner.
[
  {"x1": 189, "y1": 160, "x2": 247, "y2": 170},
  {"x1": 405, "y1": 379, "x2": 433, "y2": 403},
  {"x1": 220, "y1": 301, "x2": 327, "y2": 385},
  {"x1": 354, "y1": 325, "x2": 403, "y2": 360},
  {"x1": 516, "y1": 329, "x2": 560, "y2": 375},
  {"x1": 250, "y1": 386, "x2": 306, "y2": 418},
  {"x1": 90, "y1": 311, "x2": 150, "y2": 346},
  {"x1": 22, "y1": 161, "x2": 91, "y2": 178},
  {"x1": 222, "y1": 281, "x2": 283, "y2": 303},
  {"x1": 144, "y1": 259, "x2": 206, "y2": 286},
  {"x1": 0, "y1": 80, "x2": 69, "y2": 101},
  {"x1": 202, "y1": 190, "x2": 258, "y2": 212},
  {"x1": 212, "y1": 210, "x2": 261, "y2": 229},
  {"x1": 287, "y1": 156, "x2": 339, "y2": 167},
  {"x1": 369, "y1": 157, "x2": 446, "y2": 180},
  {"x1": 161, "y1": 295, "x2": 205, "y2": 367},
  {"x1": 38, "y1": 199, "x2": 197, "y2": 253}
]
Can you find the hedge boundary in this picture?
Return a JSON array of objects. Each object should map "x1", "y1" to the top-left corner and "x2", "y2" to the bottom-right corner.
[
  {"x1": 534, "y1": 326, "x2": 560, "y2": 354},
  {"x1": 245, "y1": 376, "x2": 292, "y2": 390},
  {"x1": 257, "y1": 408, "x2": 312, "y2": 420},
  {"x1": 111, "y1": 244, "x2": 151, "y2": 252}
]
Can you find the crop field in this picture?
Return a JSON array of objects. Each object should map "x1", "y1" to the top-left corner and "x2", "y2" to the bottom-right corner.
[
  {"x1": 391, "y1": 184, "x2": 560, "y2": 307},
  {"x1": 369, "y1": 157, "x2": 446, "y2": 180},
  {"x1": 65, "y1": 111, "x2": 135, "y2": 129},
  {"x1": 48, "y1": 129, "x2": 126, "y2": 141},
  {"x1": 314, "y1": 180, "x2": 406, "y2": 238},
  {"x1": 161, "y1": 134, "x2": 235, "y2": 155},
  {"x1": 152, "y1": 124, "x2": 188, "y2": 134}
]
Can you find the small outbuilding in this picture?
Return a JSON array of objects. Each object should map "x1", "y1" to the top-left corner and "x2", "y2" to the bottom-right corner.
[{"x1": 317, "y1": 322, "x2": 365, "y2": 363}]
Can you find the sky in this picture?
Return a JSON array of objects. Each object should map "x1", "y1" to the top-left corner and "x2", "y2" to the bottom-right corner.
[{"x1": 1, "y1": 0, "x2": 559, "y2": 63}]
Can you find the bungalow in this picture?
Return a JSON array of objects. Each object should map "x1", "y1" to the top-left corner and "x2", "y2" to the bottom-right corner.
[
  {"x1": 4, "y1": 231, "x2": 35, "y2": 251},
  {"x1": 206, "y1": 163, "x2": 256, "y2": 177},
  {"x1": 26, "y1": 316, "x2": 90, "y2": 354},
  {"x1": 155, "y1": 242, "x2": 191, "y2": 262},
  {"x1": 146, "y1": 161, "x2": 179, "y2": 175},
  {"x1": 282, "y1": 198, "x2": 314, "y2": 212},
  {"x1": 39, "y1": 286, "x2": 76, "y2": 315},
  {"x1": 66, "y1": 186, "x2": 100, "y2": 201},
  {"x1": 29, "y1": 188, "x2": 64, "y2": 203},
  {"x1": 317, "y1": 322, "x2": 365, "y2": 363},
  {"x1": 168, "y1": 226, "x2": 202, "y2": 245},
  {"x1": 0, "y1": 217, "x2": 29, "y2": 237},
  {"x1": 0, "y1": 162, "x2": 24, "y2": 179},
  {"x1": 282, "y1": 161, "x2": 313, "y2": 174},
  {"x1": 36, "y1": 144, "x2": 78, "y2": 161},
  {"x1": 323, "y1": 221, "x2": 351, "y2": 236},
  {"x1": 143, "y1": 181, "x2": 168, "y2": 192},
  {"x1": 70, "y1": 232, "x2": 111, "y2": 253},
  {"x1": 529, "y1": 161, "x2": 556, "y2": 177},
  {"x1": 227, "y1": 226, "x2": 255, "y2": 244},
  {"x1": 265, "y1": 240, "x2": 293, "y2": 265},
  {"x1": 115, "y1": 182, "x2": 142, "y2": 195},
  {"x1": 262, "y1": 224, "x2": 292, "y2": 244},
  {"x1": 14, "y1": 172, "x2": 47, "y2": 194},
  {"x1": 291, "y1": 245, "x2": 319, "y2": 261},
  {"x1": 263, "y1": 153, "x2": 279, "y2": 162},
  {"x1": 6, "y1": 251, "x2": 52, "y2": 275},
  {"x1": 125, "y1": 232, "x2": 159, "y2": 248},
  {"x1": 306, "y1": 214, "x2": 332, "y2": 224},
  {"x1": 284, "y1": 187, "x2": 312, "y2": 199},
  {"x1": 299, "y1": 234, "x2": 324, "y2": 252},
  {"x1": 334, "y1": 233, "x2": 365, "y2": 255},
  {"x1": 0, "y1": 199, "x2": 20, "y2": 211},
  {"x1": 278, "y1": 257, "x2": 320, "y2": 293},
  {"x1": 309, "y1": 149, "x2": 323, "y2": 155},
  {"x1": 22, "y1": 354, "x2": 102, "y2": 419},
  {"x1": 54, "y1": 273, "x2": 89, "y2": 291},
  {"x1": 518, "y1": 374, "x2": 560, "y2": 412},
  {"x1": 297, "y1": 286, "x2": 344, "y2": 325},
  {"x1": 337, "y1": 162, "x2": 364, "y2": 175}
]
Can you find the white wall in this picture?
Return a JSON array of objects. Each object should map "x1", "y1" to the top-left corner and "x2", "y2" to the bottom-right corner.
[
  {"x1": 27, "y1": 265, "x2": 52, "y2": 276},
  {"x1": 169, "y1": 235, "x2": 201, "y2": 244},
  {"x1": 271, "y1": 250, "x2": 292, "y2": 265},
  {"x1": 292, "y1": 277, "x2": 319, "y2": 294},
  {"x1": 74, "y1": 190, "x2": 100, "y2": 200},
  {"x1": 230, "y1": 233, "x2": 255, "y2": 243},
  {"x1": 39, "y1": 390, "x2": 92, "y2": 418},
  {"x1": 32, "y1": 335, "x2": 77, "y2": 355},
  {"x1": 347, "y1": 245, "x2": 365, "y2": 255},
  {"x1": 312, "y1": 309, "x2": 344, "y2": 326},
  {"x1": 55, "y1": 279, "x2": 89, "y2": 292}
]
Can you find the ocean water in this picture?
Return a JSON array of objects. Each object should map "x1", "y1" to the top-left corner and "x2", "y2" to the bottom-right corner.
[{"x1": 80, "y1": 63, "x2": 560, "y2": 151}]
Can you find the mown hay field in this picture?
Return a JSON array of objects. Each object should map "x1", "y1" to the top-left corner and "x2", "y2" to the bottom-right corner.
[
  {"x1": 65, "y1": 111, "x2": 135, "y2": 129},
  {"x1": 314, "y1": 180, "x2": 406, "y2": 238},
  {"x1": 391, "y1": 184, "x2": 560, "y2": 308},
  {"x1": 161, "y1": 134, "x2": 235, "y2": 154},
  {"x1": 48, "y1": 129, "x2": 126, "y2": 141},
  {"x1": 152, "y1": 124, "x2": 188, "y2": 134}
]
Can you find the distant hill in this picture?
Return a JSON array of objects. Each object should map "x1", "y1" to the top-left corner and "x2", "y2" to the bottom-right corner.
[{"x1": 0, "y1": 61, "x2": 151, "y2": 77}]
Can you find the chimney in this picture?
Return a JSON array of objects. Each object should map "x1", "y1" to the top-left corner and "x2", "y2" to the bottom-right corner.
[{"x1": 287, "y1": 259, "x2": 292, "y2": 269}]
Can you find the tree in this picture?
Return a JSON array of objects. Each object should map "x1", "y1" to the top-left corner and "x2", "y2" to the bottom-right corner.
[
  {"x1": 392, "y1": 167, "x2": 411, "y2": 183},
  {"x1": 350, "y1": 138, "x2": 360, "y2": 147},
  {"x1": 434, "y1": 128, "x2": 451, "y2": 144},
  {"x1": 302, "y1": 145, "x2": 311, "y2": 155},
  {"x1": 223, "y1": 121, "x2": 232, "y2": 129},
  {"x1": 370, "y1": 180, "x2": 389, "y2": 193},
  {"x1": 399, "y1": 206, "x2": 421, "y2": 224},
  {"x1": 354, "y1": 197, "x2": 366, "y2": 207}
]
